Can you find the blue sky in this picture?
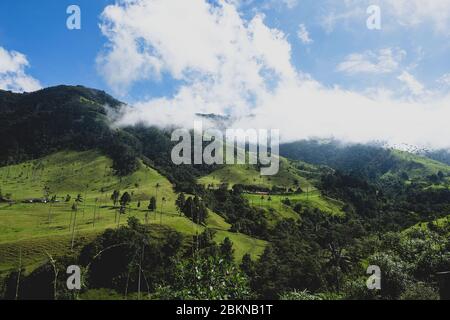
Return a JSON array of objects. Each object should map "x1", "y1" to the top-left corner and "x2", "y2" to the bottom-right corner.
[
  {"x1": 1, "y1": 0, "x2": 450, "y2": 147},
  {"x1": 0, "y1": 0, "x2": 111, "y2": 91},
  {"x1": 1, "y1": 0, "x2": 449, "y2": 100}
]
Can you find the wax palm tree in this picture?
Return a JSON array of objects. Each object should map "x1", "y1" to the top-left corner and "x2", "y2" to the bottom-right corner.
[
  {"x1": 155, "y1": 183, "x2": 161, "y2": 206},
  {"x1": 111, "y1": 190, "x2": 120, "y2": 207},
  {"x1": 160, "y1": 197, "x2": 166, "y2": 225},
  {"x1": 71, "y1": 194, "x2": 83, "y2": 250}
]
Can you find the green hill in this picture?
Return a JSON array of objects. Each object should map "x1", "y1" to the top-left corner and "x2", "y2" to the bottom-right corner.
[
  {"x1": 198, "y1": 156, "x2": 344, "y2": 221},
  {"x1": 199, "y1": 156, "x2": 318, "y2": 190},
  {"x1": 0, "y1": 151, "x2": 266, "y2": 275},
  {"x1": 387, "y1": 150, "x2": 450, "y2": 181},
  {"x1": 243, "y1": 191, "x2": 344, "y2": 222}
]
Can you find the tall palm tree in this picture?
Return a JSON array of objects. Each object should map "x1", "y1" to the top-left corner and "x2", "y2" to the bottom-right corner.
[
  {"x1": 71, "y1": 194, "x2": 83, "y2": 250},
  {"x1": 155, "y1": 183, "x2": 161, "y2": 202},
  {"x1": 160, "y1": 197, "x2": 166, "y2": 225},
  {"x1": 92, "y1": 198, "x2": 98, "y2": 228},
  {"x1": 82, "y1": 184, "x2": 89, "y2": 218},
  {"x1": 47, "y1": 195, "x2": 55, "y2": 227}
]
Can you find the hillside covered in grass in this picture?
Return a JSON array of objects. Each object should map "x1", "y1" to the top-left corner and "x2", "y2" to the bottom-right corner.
[{"x1": 0, "y1": 150, "x2": 266, "y2": 278}]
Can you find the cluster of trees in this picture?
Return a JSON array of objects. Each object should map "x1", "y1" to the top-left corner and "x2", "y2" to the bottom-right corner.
[
  {"x1": 320, "y1": 169, "x2": 450, "y2": 234},
  {"x1": 176, "y1": 194, "x2": 208, "y2": 225},
  {"x1": 203, "y1": 185, "x2": 269, "y2": 238},
  {"x1": 239, "y1": 211, "x2": 449, "y2": 300},
  {"x1": 110, "y1": 190, "x2": 132, "y2": 215},
  {"x1": 231, "y1": 184, "x2": 303, "y2": 195}
]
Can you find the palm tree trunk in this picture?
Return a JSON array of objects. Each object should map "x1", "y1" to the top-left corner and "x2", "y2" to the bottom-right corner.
[
  {"x1": 71, "y1": 210, "x2": 78, "y2": 251},
  {"x1": 92, "y1": 205, "x2": 97, "y2": 228},
  {"x1": 47, "y1": 202, "x2": 53, "y2": 227},
  {"x1": 15, "y1": 249, "x2": 22, "y2": 300}
]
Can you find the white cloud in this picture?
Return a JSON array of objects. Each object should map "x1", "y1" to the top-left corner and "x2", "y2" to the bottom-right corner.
[
  {"x1": 98, "y1": 0, "x2": 296, "y2": 113},
  {"x1": 336, "y1": 48, "x2": 406, "y2": 75},
  {"x1": 385, "y1": 0, "x2": 450, "y2": 33},
  {"x1": 397, "y1": 71, "x2": 425, "y2": 96},
  {"x1": 320, "y1": 7, "x2": 364, "y2": 34},
  {"x1": 0, "y1": 46, "x2": 41, "y2": 92},
  {"x1": 438, "y1": 73, "x2": 450, "y2": 87},
  {"x1": 99, "y1": 0, "x2": 450, "y2": 149},
  {"x1": 325, "y1": 0, "x2": 450, "y2": 35},
  {"x1": 282, "y1": 0, "x2": 298, "y2": 9},
  {"x1": 297, "y1": 24, "x2": 313, "y2": 44},
  {"x1": 233, "y1": 79, "x2": 450, "y2": 149}
]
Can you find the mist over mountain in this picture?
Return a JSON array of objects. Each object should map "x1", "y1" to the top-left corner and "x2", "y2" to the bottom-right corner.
[{"x1": 3, "y1": 85, "x2": 450, "y2": 180}]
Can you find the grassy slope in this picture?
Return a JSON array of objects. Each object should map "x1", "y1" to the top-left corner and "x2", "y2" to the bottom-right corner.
[
  {"x1": 243, "y1": 191, "x2": 344, "y2": 223},
  {"x1": 403, "y1": 214, "x2": 450, "y2": 236},
  {"x1": 387, "y1": 150, "x2": 450, "y2": 181},
  {"x1": 0, "y1": 151, "x2": 265, "y2": 274},
  {"x1": 199, "y1": 156, "x2": 344, "y2": 221},
  {"x1": 198, "y1": 157, "x2": 316, "y2": 191},
  {"x1": 206, "y1": 211, "x2": 266, "y2": 260}
]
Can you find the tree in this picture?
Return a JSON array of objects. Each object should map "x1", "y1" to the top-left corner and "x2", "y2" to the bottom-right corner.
[
  {"x1": 197, "y1": 202, "x2": 208, "y2": 225},
  {"x1": 175, "y1": 193, "x2": 186, "y2": 216},
  {"x1": 148, "y1": 197, "x2": 156, "y2": 212},
  {"x1": 282, "y1": 198, "x2": 291, "y2": 206},
  {"x1": 120, "y1": 192, "x2": 131, "y2": 208},
  {"x1": 43, "y1": 186, "x2": 50, "y2": 201},
  {"x1": 119, "y1": 192, "x2": 131, "y2": 217},
  {"x1": 153, "y1": 254, "x2": 252, "y2": 300},
  {"x1": 75, "y1": 194, "x2": 83, "y2": 207},
  {"x1": 220, "y1": 237, "x2": 234, "y2": 262},
  {"x1": 182, "y1": 197, "x2": 194, "y2": 219},
  {"x1": 160, "y1": 197, "x2": 167, "y2": 224},
  {"x1": 111, "y1": 190, "x2": 120, "y2": 207},
  {"x1": 182, "y1": 196, "x2": 208, "y2": 225},
  {"x1": 293, "y1": 203, "x2": 302, "y2": 214},
  {"x1": 155, "y1": 183, "x2": 160, "y2": 202},
  {"x1": 65, "y1": 194, "x2": 71, "y2": 202},
  {"x1": 71, "y1": 194, "x2": 83, "y2": 251},
  {"x1": 240, "y1": 254, "x2": 255, "y2": 277}
]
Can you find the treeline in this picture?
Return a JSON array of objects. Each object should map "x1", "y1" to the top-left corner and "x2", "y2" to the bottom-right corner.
[{"x1": 202, "y1": 185, "x2": 269, "y2": 238}]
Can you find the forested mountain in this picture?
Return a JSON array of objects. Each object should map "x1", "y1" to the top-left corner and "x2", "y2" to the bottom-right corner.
[
  {"x1": 0, "y1": 86, "x2": 449, "y2": 300},
  {"x1": 0, "y1": 86, "x2": 215, "y2": 191}
]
